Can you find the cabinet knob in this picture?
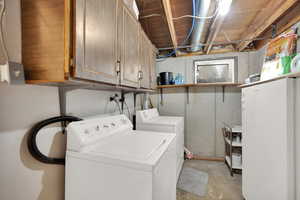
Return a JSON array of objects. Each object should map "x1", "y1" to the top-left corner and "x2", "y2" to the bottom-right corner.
[
  {"x1": 138, "y1": 71, "x2": 143, "y2": 80},
  {"x1": 116, "y1": 61, "x2": 121, "y2": 74}
]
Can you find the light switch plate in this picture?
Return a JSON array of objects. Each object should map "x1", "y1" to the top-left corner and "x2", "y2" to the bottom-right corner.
[{"x1": 0, "y1": 61, "x2": 25, "y2": 84}]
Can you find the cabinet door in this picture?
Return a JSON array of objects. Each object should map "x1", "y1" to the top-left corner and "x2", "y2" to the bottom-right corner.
[
  {"x1": 139, "y1": 30, "x2": 150, "y2": 89},
  {"x1": 242, "y1": 79, "x2": 295, "y2": 200},
  {"x1": 120, "y1": 5, "x2": 140, "y2": 87},
  {"x1": 149, "y1": 46, "x2": 157, "y2": 89},
  {"x1": 75, "y1": 0, "x2": 118, "y2": 84}
]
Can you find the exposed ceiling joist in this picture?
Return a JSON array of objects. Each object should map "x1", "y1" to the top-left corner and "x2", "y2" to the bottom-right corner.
[
  {"x1": 178, "y1": 48, "x2": 238, "y2": 57},
  {"x1": 162, "y1": 0, "x2": 178, "y2": 53},
  {"x1": 237, "y1": 0, "x2": 299, "y2": 51},
  {"x1": 204, "y1": 13, "x2": 227, "y2": 54},
  {"x1": 255, "y1": 2, "x2": 300, "y2": 49}
]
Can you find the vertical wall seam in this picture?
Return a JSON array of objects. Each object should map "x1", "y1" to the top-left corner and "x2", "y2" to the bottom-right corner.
[
  {"x1": 214, "y1": 86, "x2": 217, "y2": 157},
  {"x1": 184, "y1": 58, "x2": 188, "y2": 146}
]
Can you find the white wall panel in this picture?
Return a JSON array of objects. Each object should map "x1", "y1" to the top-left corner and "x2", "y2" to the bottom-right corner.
[
  {"x1": 186, "y1": 87, "x2": 216, "y2": 156},
  {"x1": 157, "y1": 52, "x2": 246, "y2": 157},
  {"x1": 66, "y1": 89, "x2": 121, "y2": 117},
  {"x1": 0, "y1": 84, "x2": 63, "y2": 200},
  {"x1": 0, "y1": 83, "x2": 139, "y2": 200},
  {"x1": 2, "y1": 0, "x2": 22, "y2": 63},
  {"x1": 295, "y1": 78, "x2": 300, "y2": 200},
  {"x1": 158, "y1": 88, "x2": 186, "y2": 117},
  {"x1": 215, "y1": 87, "x2": 242, "y2": 157}
]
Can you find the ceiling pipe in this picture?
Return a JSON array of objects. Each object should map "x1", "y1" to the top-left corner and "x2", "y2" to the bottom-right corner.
[{"x1": 189, "y1": 0, "x2": 211, "y2": 52}]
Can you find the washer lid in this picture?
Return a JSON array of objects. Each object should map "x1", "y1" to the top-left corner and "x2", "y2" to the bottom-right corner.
[{"x1": 90, "y1": 131, "x2": 170, "y2": 162}]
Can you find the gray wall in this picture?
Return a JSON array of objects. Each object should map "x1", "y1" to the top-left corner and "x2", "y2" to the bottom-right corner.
[
  {"x1": 156, "y1": 35, "x2": 300, "y2": 157},
  {"x1": 0, "y1": 84, "x2": 142, "y2": 200},
  {"x1": 156, "y1": 52, "x2": 254, "y2": 157},
  {"x1": 157, "y1": 51, "x2": 256, "y2": 84},
  {"x1": 0, "y1": 1, "x2": 145, "y2": 197},
  {"x1": 0, "y1": 2, "x2": 147, "y2": 199},
  {"x1": 156, "y1": 86, "x2": 241, "y2": 157},
  {"x1": 0, "y1": 0, "x2": 21, "y2": 64},
  {"x1": 296, "y1": 78, "x2": 300, "y2": 200}
]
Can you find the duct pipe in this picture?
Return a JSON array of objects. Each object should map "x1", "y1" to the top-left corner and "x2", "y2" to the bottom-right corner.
[{"x1": 190, "y1": 0, "x2": 211, "y2": 52}]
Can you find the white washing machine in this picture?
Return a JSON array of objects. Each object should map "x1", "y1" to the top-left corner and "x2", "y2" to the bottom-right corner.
[
  {"x1": 136, "y1": 108, "x2": 184, "y2": 180},
  {"x1": 65, "y1": 114, "x2": 176, "y2": 200}
]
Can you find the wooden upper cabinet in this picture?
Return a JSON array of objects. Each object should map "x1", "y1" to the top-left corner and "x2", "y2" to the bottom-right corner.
[
  {"x1": 21, "y1": 0, "x2": 67, "y2": 82},
  {"x1": 139, "y1": 29, "x2": 151, "y2": 89},
  {"x1": 75, "y1": 0, "x2": 118, "y2": 84},
  {"x1": 120, "y1": 4, "x2": 140, "y2": 88},
  {"x1": 22, "y1": 0, "x2": 119, "y2": 84},
  {"x1": 21, "y1": 0, "x2": 156, "y2": 89}
]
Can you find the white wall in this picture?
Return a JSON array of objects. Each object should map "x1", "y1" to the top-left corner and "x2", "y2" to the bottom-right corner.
[
  {"x1": 157, "y1": 51, "x2": 255, "y2": 84},
  {"x1": 0, "y1": 83, "x2": 140, "y2": 200},
  {"x1": 296, "y1": 78, "x2": 300, "y2": 200},
  {"x1": 156, "y1": 37, "x2": 300, "y2": 157},
  {"x1": 0, "y1": 1, "x2": 145, "y2": 198},
  {"x1": 156, "y1": 85, "x2": 241, "y2": 157},
  {"x1": 0, "y1": 0, "x2": 21, "y2": 64},
  {"x1": 156, "y1": 52, "x2": 245, "y2": 157}
]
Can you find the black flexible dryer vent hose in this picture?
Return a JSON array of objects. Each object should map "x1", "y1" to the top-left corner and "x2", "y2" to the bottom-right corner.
[{"x1": 27, "y1": 116, "x2": 82, "y2": 165}]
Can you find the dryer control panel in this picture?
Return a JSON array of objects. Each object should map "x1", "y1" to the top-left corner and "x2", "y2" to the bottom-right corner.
[{"x1": 67, "y1": 115, "x2": 133, "y2": 152}]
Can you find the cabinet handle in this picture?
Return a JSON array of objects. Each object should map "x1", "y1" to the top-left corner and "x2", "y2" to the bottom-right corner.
[
  {"x1": 116, "y1": 61, "x2": 121, "y2": 74},
  {"x1": 138, "y1": 71, "x2": 143, "y2": 80}
]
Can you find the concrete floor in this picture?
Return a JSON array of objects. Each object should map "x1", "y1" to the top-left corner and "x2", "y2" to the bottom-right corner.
[{"x1": 177, "y1": 160, "x2": 243, "y2": 200}]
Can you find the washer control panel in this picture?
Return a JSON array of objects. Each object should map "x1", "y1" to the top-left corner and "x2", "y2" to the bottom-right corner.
[{"x1": 67, "y1": 115, "x2": 133, "y2": 151}]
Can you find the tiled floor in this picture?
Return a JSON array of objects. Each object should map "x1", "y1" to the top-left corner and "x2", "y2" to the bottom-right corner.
[{"x1": 177, "y1": 160, "x2": 243, "y2": 200}]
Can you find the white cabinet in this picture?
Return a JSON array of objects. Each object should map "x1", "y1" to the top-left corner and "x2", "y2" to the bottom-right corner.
[
  {"x1": 139, "y1": 29, "x2": 151, "y2": 89},
  {"x1": 242, "y1": 78, "x2": 295, "y2": 200},
  {"x1": 75, "y1": 0, "x2": 119, "y2": 84},
  {"x1": 120, "y1": 5, "x2": 140, "y2": 87}
]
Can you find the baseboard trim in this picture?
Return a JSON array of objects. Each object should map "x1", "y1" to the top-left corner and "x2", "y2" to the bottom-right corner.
[{"x1": 191, "y1": 155, "x2": 225, "y2": 162}]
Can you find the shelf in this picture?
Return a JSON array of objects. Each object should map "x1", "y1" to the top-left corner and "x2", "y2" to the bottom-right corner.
[
  {"x1": 232, "y1": 126, "x2": 242, "y2": 133},
  {"x1": 157, "y1": 82, "x2": 240, "y2": 105},
  {"x1": 157, "y1": 82, "x2": 241, "y2": 89},
  {"x1": 225, "y1": 138, "x2": 242, "y2": 147},
  {"x1": 239, "y1": 72, "x2": 300, "y2": 88},
  {"x1": 28, "y1": 79, "x2": 156, "y2": 94},
  {"x1": 225, "y1": 156, "x2": 242, "y2": 170}
]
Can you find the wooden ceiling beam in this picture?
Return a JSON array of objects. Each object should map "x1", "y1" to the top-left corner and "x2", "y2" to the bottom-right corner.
[
  {"x1": 237, "y1": 0, "x2": 299, "y2": 51},
  {"x1": 255, "y1": 2, "x2": 300, "y2": 49},
  {"x1": 204, "y1": 13, "x2": 226, "y2": 54},
  {"x1": 162, "y1": 0, "x2": 178, "y2": 54}
]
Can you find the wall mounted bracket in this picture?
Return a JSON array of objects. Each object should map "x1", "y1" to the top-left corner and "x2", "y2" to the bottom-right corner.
[
  {"x1": 58, "y1": 86, "x2": 89, "y2": 133},
  {"x1": 160, "y1": 88, "x2": 164, "y2": 105},
  {"x1": 120, "y1": 90, "x2": 150, "y2": 114},
  {"x1": 222, "y1": 86, "x2": 225, "y2": 102},
  {"x1": 186, "y1": 87, "x2": 190, "y2": 104}
]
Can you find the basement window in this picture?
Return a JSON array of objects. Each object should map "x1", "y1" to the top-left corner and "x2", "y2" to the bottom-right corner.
[{"x1": 194, "y1": 57, "x2": 237, "y2": 83}]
